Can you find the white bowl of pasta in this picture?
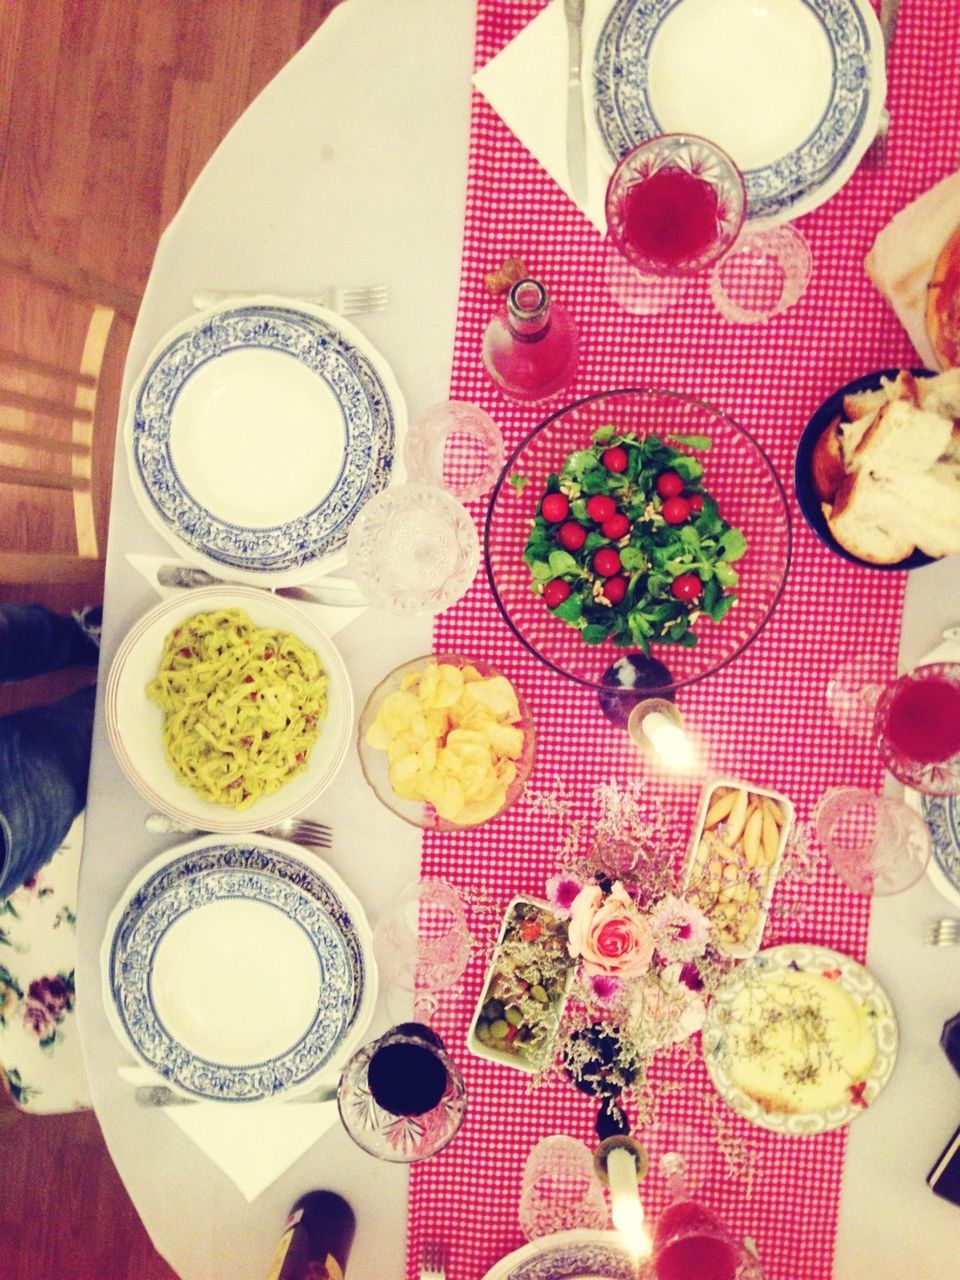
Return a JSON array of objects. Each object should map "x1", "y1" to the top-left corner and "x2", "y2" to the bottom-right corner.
[{"x1": 105, "y1": 586, "x2": 354, "y2": 832}]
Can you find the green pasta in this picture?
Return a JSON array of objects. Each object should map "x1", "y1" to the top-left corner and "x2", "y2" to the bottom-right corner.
[{"x1": 146, "y1": 608, "x2": 328, "y2": 810}]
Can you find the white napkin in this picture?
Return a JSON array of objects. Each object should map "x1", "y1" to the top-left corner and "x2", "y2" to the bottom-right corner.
[
  {"x1": 126, "y1": 553, "x2": 367, "y2": 638},
  {"x1": 865, "y1": 170, "x2": 960, "y2": 370},
  {"x1": 473, "y1": 0, "x2": 610, "y2": 232},
  {"x1": 118, "y1": 1066, "x2": 339, "y2": 1203}
]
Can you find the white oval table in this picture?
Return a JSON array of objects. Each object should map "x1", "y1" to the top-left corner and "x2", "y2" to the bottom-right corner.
[{"x1": 75, "y1": 1, "x2": 960, "y2": 1276}]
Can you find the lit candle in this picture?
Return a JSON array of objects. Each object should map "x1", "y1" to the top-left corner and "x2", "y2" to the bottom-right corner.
[
  {"x1": 640, "y1": 710, "x2": 697, "y2": 770},
  {"x1": 608, "y1": 1146, "x2": 652, "y2": 1257}
]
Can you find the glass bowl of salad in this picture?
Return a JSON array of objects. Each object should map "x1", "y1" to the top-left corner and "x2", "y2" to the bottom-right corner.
[{"x1": 484, "y1": 388, "x2": 790, "y2": 696}]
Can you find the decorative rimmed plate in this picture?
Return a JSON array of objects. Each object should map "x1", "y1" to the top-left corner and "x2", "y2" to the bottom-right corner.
[
  {"x1": 481, "y1": 1230, "x2": 636, "y2": 1280},
  {"x1": 126, "y1": 297, "x2": 406, "y2": 584},
  {"x1": 587, "y1": 0, "x2": 885, "y2": 225},
  {"x1": 702, "y1": 943, "x2": 898, "y2": 1134},
  {"x1": 794, "y1": 368, "x2": 935, "y2": 572},
  {"x1": 102, "y1": 836, "x2": 377, "y2": 1100},
  {"x1": 105, "y1": 586, "x2": 353, "y2": 834}
]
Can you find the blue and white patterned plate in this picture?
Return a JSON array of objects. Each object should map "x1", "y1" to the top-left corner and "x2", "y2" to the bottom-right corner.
[
  {"x1": 482, "y1": 1231, "x2": 635, "y2": 1280},
  {"x1": 921, "y1": 793, "x2": 960, "y2": 908},
  {"x1": 126, "y1": 298, "x2": 406, "y2": 584},
  {"x1": 587, "y1": 0, "x2": 885, "y2": 224},
  {"x1": 102, "y1": 836, "x2": 377, "y2": 1101}
]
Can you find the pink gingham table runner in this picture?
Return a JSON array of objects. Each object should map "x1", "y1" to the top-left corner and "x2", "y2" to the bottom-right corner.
[{"x1": 409, "y1": 4, "x2": 960, "y2": 1278}]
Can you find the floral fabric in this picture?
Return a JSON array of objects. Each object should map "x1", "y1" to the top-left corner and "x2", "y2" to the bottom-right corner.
[{"x1": 0, "y1": 813, "x2": 89, "y2": 1113}]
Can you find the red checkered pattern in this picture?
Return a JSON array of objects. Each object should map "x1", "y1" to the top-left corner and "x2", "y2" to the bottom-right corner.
[{"x1": 408, "y1": 4, "x2": 960, "y2": 1278}]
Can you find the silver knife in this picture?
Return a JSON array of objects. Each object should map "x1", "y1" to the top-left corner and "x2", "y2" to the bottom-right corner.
[
  {"x1": 156, "y1": 563, "x2": 367, "y2": 608},
  {"x1": 564, "y1": 0, "x2": 588, "y2": 205},
  {"x1": 135, "y1": 1083, "x2": 337, "y2": 1107}
]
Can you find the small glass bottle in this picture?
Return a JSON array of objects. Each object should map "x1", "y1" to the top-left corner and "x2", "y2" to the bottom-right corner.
[
  {"x1": 482, "y1": 277, "x2": 579, "y2": 402},
  {"x1": 266, "y1": 1191, "x2": 356, "y2": 1280}
]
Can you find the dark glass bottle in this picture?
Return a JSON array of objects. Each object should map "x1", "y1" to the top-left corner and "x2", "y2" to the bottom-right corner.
[
  {"x1": 482, "y1": 277, "x2": 579, "y2": 402},
  {"x1": 941, "y1": 1010, "x2": 960, "y2": 1076},
  {"x1": 267, "y1": 1191, "x2": 355, "y2": 1280}
]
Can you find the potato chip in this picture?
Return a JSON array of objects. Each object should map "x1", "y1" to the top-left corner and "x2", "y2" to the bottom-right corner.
[{"x1": 365, "y1": 659, "x2": 528, "y2": 825}]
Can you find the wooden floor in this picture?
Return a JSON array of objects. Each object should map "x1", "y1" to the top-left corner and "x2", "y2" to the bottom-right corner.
[{"x1": 0, "y1": 3, "x2": 340, "y2": 1277}]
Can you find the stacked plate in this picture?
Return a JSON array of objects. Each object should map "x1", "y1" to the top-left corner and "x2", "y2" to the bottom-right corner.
[
  {"x1": 125, "y1": 297, "x2": 406, "y2": 585},
  {"x1": 102, "y1": 836, "x2": 377, "y2": 1101},
  {"x1": 586, "y1": 0, "x2": 886, "y2": 224},
  {"x1": 481, "y1": 1231, "x2": 636, "y2": 1280}
]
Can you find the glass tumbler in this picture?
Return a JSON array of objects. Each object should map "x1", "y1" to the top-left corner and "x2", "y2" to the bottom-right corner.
[
  {"x1": 404, "y1": 401, "x2": 504, "y2": 503},
  {"x1": 337, "y1": 1023, "x2": 467, "y2": 1163},
  {"x1": 518, "y1": 1135, "x2": 608, "y2": 1241},
  {"x1": 345, "y1": 483, "x2": 480, "y2": 615},
  {"x1": 813, "y1": 787, "x2": 932, "y2": 895},
  {"x1": 373, "y1": 878, "x2": 473, "y2": 994}
]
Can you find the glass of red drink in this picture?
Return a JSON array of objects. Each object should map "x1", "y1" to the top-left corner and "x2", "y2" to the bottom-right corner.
[
  {"x1": 651, "y1": 1199, "x2": 763, "y2": 1280},
  {"x1": 873, "y1": 662, "x2": 960, "y2": 795},
  {"x1": 605, "y1": 134, "x2": 746, "y2": 278}
]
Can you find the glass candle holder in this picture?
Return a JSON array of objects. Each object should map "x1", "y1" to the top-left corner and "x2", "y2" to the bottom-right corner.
[
  {"x1": 404, "y1": 400, "x2": 504, "y2": 503},
  {"x1": 605, "y1": 134, "x2": 746, "y2": 278},
  {"x1": 337, "y1": 1023, "x2": 467, "y2": 1163}
]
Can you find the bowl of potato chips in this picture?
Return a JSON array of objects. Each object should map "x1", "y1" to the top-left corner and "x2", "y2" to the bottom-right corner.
[{"x1": 358, "y1": 654, "x2": 535, "y2": 829}]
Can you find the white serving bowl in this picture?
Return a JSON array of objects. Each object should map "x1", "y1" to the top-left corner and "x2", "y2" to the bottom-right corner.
[{"x1": 105, "y1": 586, "x2": 353, "y2": 833}]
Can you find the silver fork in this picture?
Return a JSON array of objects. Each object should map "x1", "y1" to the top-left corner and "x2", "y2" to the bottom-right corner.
[
  {"x1": 191, "y1": 284, "x2": 391, "y2": 317},
  {"x1": 144, "y1": 811, "x2": 332, "y2": 850},
  {"x1": 862, "y1": 0, "x2": 902, "y2": 169},
  {"x1": 923, "y1": 919, "x2": 960, "y2": 946},
  {"x1": 419, "y1": 1240, "x2": 447, "y2": 1280}
]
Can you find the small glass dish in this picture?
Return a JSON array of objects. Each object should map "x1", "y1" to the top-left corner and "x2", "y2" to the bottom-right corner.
[
  {"x1": 404, "y1": 400, "x2": 505, "y2": 503},
  {"x1": 345, "y1": 483, "x2": 480, "y2": 615},
  {"x1": 605, "y1": 134, "x2": 746, "y2": 278},
  {"x1": 813, "y1": 787, "x2": 931, "y2": 896},
  {"x1": 709, "y1": 224, "x2": 812, "y2": 325},
  {"x1": 357, "y1": 653, "x2": 536, "y2": 830},
  {"x1": 337, "y1": 1023, "x2": 467, "y2": 1163}
]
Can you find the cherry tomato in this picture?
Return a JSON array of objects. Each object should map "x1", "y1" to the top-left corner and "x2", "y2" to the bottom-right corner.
[
  {"x1": 688, "y1": 493, "x2": 704, "y2": 513},
  {"x1": 601, "y1": 446, "x2": 629, "y2": 473},
  {"x1": 557, "y1": 521, "x2": 587, "y2": 551},
  {"x1": 601, "y1": 513, "x2": 631, "y2": 540},
  {"x1": 586, "y1": 494, "x2": 617, "y2": 522},
  {"x1": 543, "y1": 578, "x2": 572, "y2": 608},
  {"x1": 603, "y1": 574, "x2": 628, "y2": 604},
  {"x1": 671, "y1": 573, "x2": 702, "y2": 602},
  {"x1": 593, "y1": 547, "x2": 622, "y2": 577},
  {"x1": 541, "y1": 492, "x2": 570, "y2": 523},
  {"x1": 519, "y1": 919, "x2": 543, "y2": 941},
  {"x1": 656, "y1": 471, "x2": 685, "y2": 498},
  {"x1": 662, "y1": 495, "x2": 692, "y2": 525}
]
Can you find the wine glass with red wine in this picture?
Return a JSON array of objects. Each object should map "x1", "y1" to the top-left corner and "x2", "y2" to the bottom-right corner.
[
  {"x1": 873, "y1": 663, "x2": 960, "y2": 795},
  {"x1": 336, "y1": 1023, "x2": 467, "y2": 1162},
  {"x1": 605, "y1": 134, "x2": 746, "y2": 279}
]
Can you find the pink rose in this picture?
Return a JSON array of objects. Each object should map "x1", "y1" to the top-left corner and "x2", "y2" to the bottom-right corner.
[{"x1": 567, "y1": 882, "x2": 655, "y2": 978}]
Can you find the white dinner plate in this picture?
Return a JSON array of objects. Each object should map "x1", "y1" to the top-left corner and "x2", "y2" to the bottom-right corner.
[
  {"x1": 105, "y1": 586, "x2": 353, "y2": 834},
  {"x1": 481, "y1": 1230, "x2": 636, "y2": 1280},
  {"x1": 126, "y1": 296, "x2": 406, "y2": 585},
  {"x1": 102, "y1": 835, "x2": 377, "y2": 1101},
  {"x1": 587, "y1": 0, "x2": 886, "y2": 225},
  {"x1": 702, "y1": 943, "x2": 898, "y2": 1134}
]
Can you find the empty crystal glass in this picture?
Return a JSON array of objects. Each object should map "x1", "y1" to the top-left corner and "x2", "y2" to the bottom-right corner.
[
  {"x1": 709, "y1": 224, "x2": 812, "y2": 325},
  {"x1": 404, "y1": 400, "x2": 504, "y2": 503},
  {"x1": 518, "y1": 1135, "x2": 608, "y2": 1241},
  {"x1": 813, "y1": 787, "x2": 932, "y2": 896},
  {"x1": 373, "y1": 878, "x2": 473, "y2": 993},
  {"x1": 346, "y1": 483, "x2": 480, "y2": 615}
]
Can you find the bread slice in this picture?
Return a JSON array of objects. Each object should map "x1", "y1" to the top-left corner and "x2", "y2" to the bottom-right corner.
[
  {"x1": 811, "y1": 416, "x2": 847, "y2": 502},
  {"x1": 850, "y1": 399, "x2": 953, "y2": 476},
  {"x1": 895, "y1": 468, "x2": 960, "y2": 557},
  {"x1": 823, "y1": 474, "x2": 916, "y2": 564},
  {"x1": 917, "y1": 366, "x2": 960, "y2": 418},
  {"x1": 842, "y1": 370, "x2": 920, "y2": 421}
]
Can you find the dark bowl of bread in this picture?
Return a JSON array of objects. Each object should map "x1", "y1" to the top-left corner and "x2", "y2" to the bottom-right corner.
[{"x1": 794, "y1": 367, "x2": 960, "y2": 569}]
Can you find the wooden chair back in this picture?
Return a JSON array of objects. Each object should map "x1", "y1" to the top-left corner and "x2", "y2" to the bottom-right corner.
[{"x1": 0, "y1": 233, "x2": 139, "y2": 592}]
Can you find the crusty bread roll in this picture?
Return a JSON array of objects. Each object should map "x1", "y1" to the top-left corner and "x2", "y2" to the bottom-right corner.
[{"x1": 824, "y1": 475, "x2": 916, "y2": 565}]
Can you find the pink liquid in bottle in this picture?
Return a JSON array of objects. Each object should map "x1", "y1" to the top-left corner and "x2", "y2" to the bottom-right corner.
[{"x1": 482, "y1": 278, "x2": 578, "y2": 402}]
